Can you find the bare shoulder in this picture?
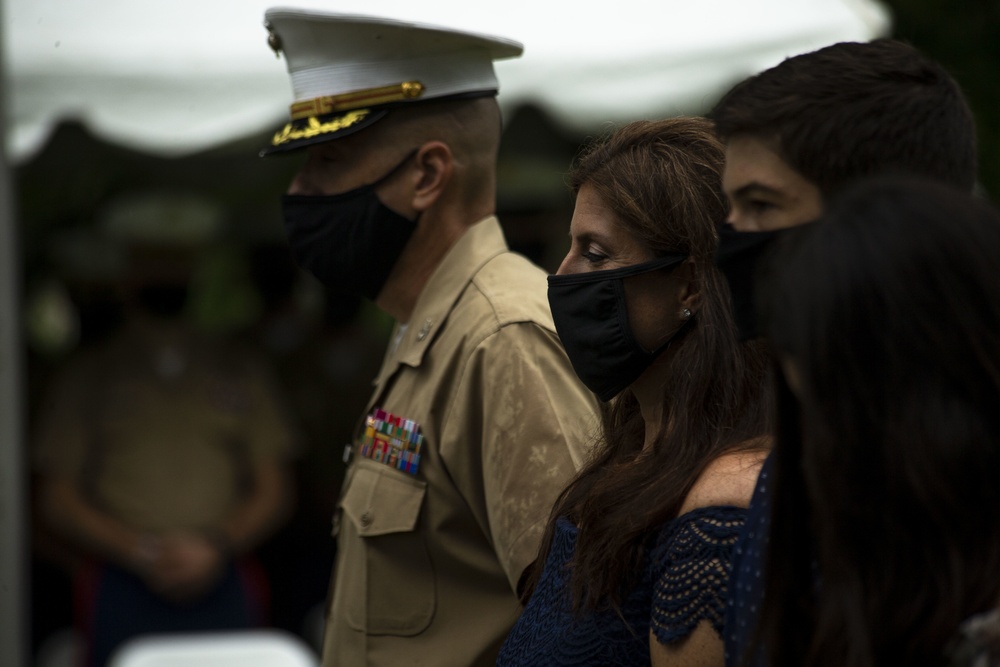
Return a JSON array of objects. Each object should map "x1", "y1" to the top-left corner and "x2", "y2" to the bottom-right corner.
[
  {"x1": 649, "y1": 621, "x2": 723, "y2": 667},
  {"x1": 678, "y1": 441, "x2": 771, "y2": 516}
]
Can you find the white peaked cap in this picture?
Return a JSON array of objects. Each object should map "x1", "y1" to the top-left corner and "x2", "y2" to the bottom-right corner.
[{"x1": 261, "y1": 8, "x2": 523, "y2": 155}]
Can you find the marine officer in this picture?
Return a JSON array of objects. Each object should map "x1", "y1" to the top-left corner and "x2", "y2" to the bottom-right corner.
[{"x1": 261, "y1": 10, "x2": 599, "y2": 666}]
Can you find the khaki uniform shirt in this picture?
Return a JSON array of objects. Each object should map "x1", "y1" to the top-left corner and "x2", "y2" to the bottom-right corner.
[
  {"x1": 34, "y1": 323, "x2": 295, "y2": 531},
  {"x1": 322, "y1": 217, "x2": 599, "y2": 666}
]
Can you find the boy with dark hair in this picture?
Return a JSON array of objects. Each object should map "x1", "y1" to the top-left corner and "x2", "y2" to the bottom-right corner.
[
  {"x1": 713, "y1": 38, "x2": 976, "y2": 233},
  {"x1": 711, "y1": 38, "x2": 978, "y2": 666}
]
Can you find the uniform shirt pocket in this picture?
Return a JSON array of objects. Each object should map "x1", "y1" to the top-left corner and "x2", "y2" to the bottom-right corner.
[{"x1": 339, "y1": 459, "x2": 435, "y2": 635}]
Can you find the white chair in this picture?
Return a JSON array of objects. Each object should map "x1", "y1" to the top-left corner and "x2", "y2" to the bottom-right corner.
[{"x1": 108, "y1": 629, "x2": 318, "y2": 667}]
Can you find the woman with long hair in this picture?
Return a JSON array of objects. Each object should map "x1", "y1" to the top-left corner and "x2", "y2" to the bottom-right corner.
[
  {"x1": 755, "y1": 177, "x2": 1000, "y2": 667},
  {"x1": 497, "y1": 117, "x2": 773, "y2": 666}
]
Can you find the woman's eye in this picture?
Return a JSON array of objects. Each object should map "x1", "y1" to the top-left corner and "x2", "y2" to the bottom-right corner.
[
  {"x1": 581, "y1": 250, "x2": 608, "y2": 264},
  {"x1": 748, "y1": 200, "x2": 775, "y2": 215}
]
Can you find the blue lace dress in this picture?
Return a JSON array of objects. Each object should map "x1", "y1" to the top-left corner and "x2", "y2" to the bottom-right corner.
[{"x1": 497, "y1": 505, "x2": 747, "y2": 666}]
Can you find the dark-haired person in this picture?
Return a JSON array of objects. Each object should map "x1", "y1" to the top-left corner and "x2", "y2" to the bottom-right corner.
[
  {"x1": 708, "y1": 38, "x2": 980, "y2": 666},
  {"x1": 497, "y1": 117, "x2": 772, "y2": 666},
  {"x1": 757, "y1": 177, "x2": 1000, "y2": 667},
  {"x1": 714, "y1": 38, "x2": 976, "y2": 233}
]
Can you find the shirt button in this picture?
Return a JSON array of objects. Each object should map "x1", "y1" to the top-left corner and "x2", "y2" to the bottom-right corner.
[
  {"x1": 360, "y1": 511, "x2": 374, "y2": 528},
  {"x1": 416, "y1": 319, "x2": 432, "y2": 341}
]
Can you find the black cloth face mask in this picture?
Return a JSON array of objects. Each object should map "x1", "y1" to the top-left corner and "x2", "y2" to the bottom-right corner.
[
  {"x1": 281, "y1": 150, "x2": 418, "y2": 301},
  {"x1": 548, "y1": 253, "x2": 688, "y2": 402},
  {"x1": 714, "y1": 224, "x2": 789, "y2": 340}
]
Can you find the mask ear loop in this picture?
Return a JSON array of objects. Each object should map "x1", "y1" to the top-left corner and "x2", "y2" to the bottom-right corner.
[
  {"x1": 548, "y1": 253, "x2": 688, "y2": 286},
  {"x1": 624, "y1": 258, "x2": 696, "y2": 357},
  {"x1": 367, "y1": 147, "x2": 421, "y2": 189},
  {"x1": 642, "y1": 309, "x2": 694, "y2": 357},
  {"x1": 303, "y1": 148, "x2": 421, "y2": 204},
  {"x1": 611, "y1": 257, "x2": 693, "y2": 358}
]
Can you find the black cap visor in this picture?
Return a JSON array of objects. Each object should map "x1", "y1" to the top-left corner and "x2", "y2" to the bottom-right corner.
[{"x1": 259, "y1": 107, "x2": 389, "y2": 156}]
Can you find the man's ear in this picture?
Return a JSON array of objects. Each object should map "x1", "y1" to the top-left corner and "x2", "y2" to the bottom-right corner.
[{"x1": 411, "y1": 141, "x2": 453, "y2": 212}]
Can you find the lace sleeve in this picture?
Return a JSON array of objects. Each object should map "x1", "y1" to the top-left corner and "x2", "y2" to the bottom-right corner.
[{"x1": 650, "y1": 505, "x2": 747, "y2": 646}]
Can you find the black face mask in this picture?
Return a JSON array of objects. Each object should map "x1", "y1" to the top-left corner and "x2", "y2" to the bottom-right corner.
[
  {"x1": 715, "y1": 225, "x2": 789, "y2": 341},
  {"x1": 548, "y1": 254, "x2": 689, "y2": 402},
  {"x1": 281, "y1": 150, "x2": 418, "y2": 301}
]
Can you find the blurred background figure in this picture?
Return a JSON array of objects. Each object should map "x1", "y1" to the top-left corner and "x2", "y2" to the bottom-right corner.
[
  {"x1": 30, "y1": 192, "x2": 297, "y2": 667},
  {"x1": 756, "y1": 177, "x2": 1000, "y2": 667}
]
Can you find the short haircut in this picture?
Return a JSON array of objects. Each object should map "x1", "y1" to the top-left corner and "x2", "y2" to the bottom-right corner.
[{"x1": 711, "y1": 39, "x2": 977, "y2": 197}]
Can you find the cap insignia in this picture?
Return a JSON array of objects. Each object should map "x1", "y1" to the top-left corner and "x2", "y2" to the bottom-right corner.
[{"x1": 271, "y1": 109, "x2": 372, "y2": 147}]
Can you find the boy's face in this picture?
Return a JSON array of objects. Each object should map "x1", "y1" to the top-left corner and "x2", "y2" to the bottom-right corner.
[{"x1": 722, "y1": 135, "x2": 824, "y2": 231}]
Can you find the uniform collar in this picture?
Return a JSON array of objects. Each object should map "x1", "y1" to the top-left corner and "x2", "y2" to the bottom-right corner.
[{"x1": 372, "y1": 215, "x2": 507, "y2": 385}]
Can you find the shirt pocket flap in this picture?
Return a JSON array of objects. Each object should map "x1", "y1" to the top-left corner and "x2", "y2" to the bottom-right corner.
[{"x1": 341, "y1": 460, "x2": 426, "y2": 537}]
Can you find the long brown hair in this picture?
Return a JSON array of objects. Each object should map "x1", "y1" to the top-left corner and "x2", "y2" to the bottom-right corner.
[{"x1": 522, "y1": 117, "x2": 773, "y2": 611}]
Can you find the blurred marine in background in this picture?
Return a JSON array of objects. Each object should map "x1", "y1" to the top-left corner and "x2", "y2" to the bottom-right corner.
[{"x1": 32, "y1": 192, "x2": 297, "y2": 667}]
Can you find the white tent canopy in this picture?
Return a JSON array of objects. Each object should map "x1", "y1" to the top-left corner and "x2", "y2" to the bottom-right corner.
[{"x1": 4, "y1": 0, "x2": 890, "y2": 163}]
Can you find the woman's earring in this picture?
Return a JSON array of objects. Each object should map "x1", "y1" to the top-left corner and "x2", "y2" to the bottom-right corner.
[{"x1": 682, "y1": 308, "x2": 692, "y2": 319}]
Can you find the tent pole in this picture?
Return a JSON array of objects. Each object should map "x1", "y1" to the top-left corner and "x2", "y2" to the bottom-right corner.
[{"x1": 0, "y1": 162, "x2": 26, "y2": 667}]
